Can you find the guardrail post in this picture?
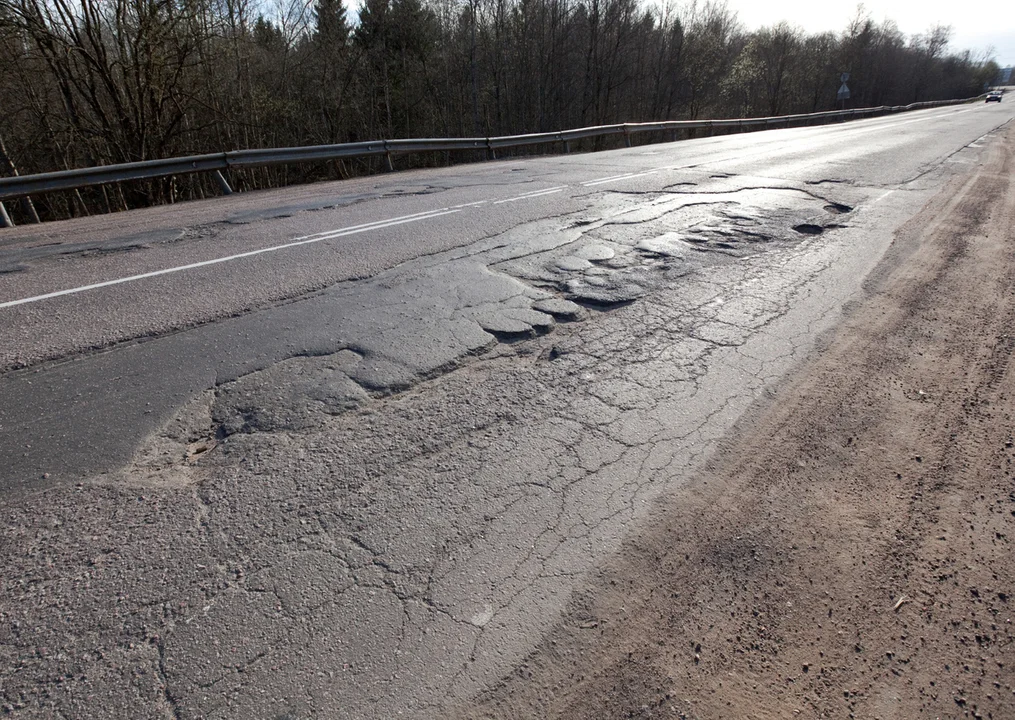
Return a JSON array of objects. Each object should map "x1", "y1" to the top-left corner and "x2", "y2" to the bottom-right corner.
[
  {"x1": 0, "y1": 202, "x2": 13, "y2": 228},
  {"x1": 214, "y1": 170, "x2": 233, "y2": 195},
  {"x1": 20, "y1": 197, "x2": 40, "y2": 223},
  {"x1": 382, "y1": 140, "x2": 395, "y2": 171},
  {"x1": 486, "y1": 138, "x2": 496, "y2": 161},
  {"x1": 623, "y1": 126, "x2": 632, "y2": 148}
]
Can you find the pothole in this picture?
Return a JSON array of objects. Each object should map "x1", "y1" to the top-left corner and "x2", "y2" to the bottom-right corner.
[
  {"x1": 555, "y1": 256, "x2": 593, "y2": 272},
  {"x1": 569, "y1": 296, "x2": 638, "y2": 311},
  {"x1": 823, "y1": 202, "x2": 853, "y2": 214},
  {"x1": 573, "y1": 244, "x2": 616, "y2": 262},
  {"x1": 484, "y1": 327, "x2": 542, "y2": 343},
  {"x1": 532, "y1": 297, "x2": 586, "y2": 321},
  {"x1": 186, "y1": 439, "x2": 218, "y2": 462},
  {"x1": 472, "y1": 307, "x2": 556, "y2": 343},
  {"x1": 793, "y1": 224, "x2": 825, "y2": 235}
]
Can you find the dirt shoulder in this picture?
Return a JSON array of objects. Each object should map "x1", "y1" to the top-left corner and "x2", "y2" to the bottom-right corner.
[{"x1": 459, "y1": 124, "x2": 1015, "y2": 719}]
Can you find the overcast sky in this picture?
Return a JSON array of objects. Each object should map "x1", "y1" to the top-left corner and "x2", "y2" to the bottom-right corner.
[{"x1": 723, "y1": 0, "x2": 1015, "y2": 67}]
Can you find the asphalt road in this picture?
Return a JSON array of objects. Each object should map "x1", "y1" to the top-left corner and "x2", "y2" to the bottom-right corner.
[{"x1": 1, "y1": 101, "x2": 1013, "y2": 718}]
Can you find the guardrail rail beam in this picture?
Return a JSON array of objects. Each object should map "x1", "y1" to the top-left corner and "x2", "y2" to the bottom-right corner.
[{"x1": 0, "y1": 95, "x2": 984, "y2": 226}]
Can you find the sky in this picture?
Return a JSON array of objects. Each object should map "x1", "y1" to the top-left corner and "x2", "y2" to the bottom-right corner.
[{"x1": 724, "y1": 0, "x2": 1015, "y2": 67}]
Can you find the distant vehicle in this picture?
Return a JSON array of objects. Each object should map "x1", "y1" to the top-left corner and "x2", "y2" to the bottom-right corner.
[{"x1": 986, "y1": 90, "x2": 1003, "y2": 103}]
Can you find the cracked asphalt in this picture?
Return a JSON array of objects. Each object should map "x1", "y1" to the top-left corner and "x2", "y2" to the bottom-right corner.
[{"x1": 1, "y1": 102, "x2": 1013, "y2": 718}]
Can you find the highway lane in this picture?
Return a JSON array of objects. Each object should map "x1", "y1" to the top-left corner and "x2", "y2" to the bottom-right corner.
[
  {"x1": 0, "y1": 104, "x2": 1010, "y2": 487},
  {"x1": 0, "y1": 103, "x2": 1004, "y2": 372},
  {"x1": 0, "y1": 101, "x2": 1013, "y2": 718}
]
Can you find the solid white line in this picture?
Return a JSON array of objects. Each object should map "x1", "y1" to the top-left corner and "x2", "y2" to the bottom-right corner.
[
  {"x1": 581, "y1": 170, "x2": 658, "y2": 187},
  {"x1": 492, "y1": 187, "x2": 566, "y2": 204},
  {"x1": 0, "y1": 106, "x2": 986, "y2": 310},
  {"x1": 0, "y1": 208, "x2": 462, "y2": 309}
]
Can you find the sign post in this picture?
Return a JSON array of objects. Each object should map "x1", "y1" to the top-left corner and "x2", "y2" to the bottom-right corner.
[{"x1": 837, "y1": 72, "x2": 851, "y2": 109}]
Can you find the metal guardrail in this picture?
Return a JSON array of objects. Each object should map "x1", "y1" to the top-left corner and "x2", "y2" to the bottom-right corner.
[{"x1": 0, "y1": 97, "x2": 977, "y2": 227}]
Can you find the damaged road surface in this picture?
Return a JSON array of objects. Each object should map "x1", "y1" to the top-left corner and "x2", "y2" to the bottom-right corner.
[{"x1": 1, "y1": 103, "x2": 1013, "y2": 718}]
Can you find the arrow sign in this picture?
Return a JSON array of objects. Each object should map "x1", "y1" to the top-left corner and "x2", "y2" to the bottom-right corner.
[{"x1": 840, "y1": 72, "x2": 850, "y2": 83}]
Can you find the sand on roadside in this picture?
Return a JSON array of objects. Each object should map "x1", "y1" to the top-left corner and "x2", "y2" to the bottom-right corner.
[{"x1": 461, "y1": 123, "x2": 1015, "y2": 720}]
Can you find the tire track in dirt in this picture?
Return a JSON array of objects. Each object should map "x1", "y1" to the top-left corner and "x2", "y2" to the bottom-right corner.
[{"x1": 457, "y1": 125, "x2": 1015, "y2": 719}]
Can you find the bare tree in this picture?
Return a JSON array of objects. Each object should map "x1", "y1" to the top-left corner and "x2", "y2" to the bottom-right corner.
[{"x1": 0, "y1": 0, "x2": 1000, "y2": 220}]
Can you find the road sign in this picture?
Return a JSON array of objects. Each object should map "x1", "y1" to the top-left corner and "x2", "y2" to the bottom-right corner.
[
  {"x1": 837, "y1": 83, "x2": 851, "y2": 101},
  {"x1": 840, "y1": 72, "x2": 850, "y2": 83}
]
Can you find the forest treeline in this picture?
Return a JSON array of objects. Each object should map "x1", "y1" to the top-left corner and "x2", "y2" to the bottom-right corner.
[{"x1": 0, "y1": 0, "x2": 1002, "y2": 220}]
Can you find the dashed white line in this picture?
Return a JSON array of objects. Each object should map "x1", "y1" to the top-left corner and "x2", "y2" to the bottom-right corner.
[
  {"x1": 581, "y1": 170, "x2": 658, "y2": 187},
  {"x1": 579, "y1": 172, "x2": 634, "y2": 185},
  {"x1": 492, "y1": 186, "x2": 567, "y2": 204},
  {"x1": 653, "y1": 162, "x2": 699, "y2": 172}
]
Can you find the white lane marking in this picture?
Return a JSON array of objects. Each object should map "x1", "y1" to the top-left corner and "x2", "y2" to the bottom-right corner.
[
  {"x1": 648, "y1": 107, "x2": 984, "y2": 174},
  {"x1": 873, "y1": 190, "x2": 895, "y2": 203},
  {"x1": 654, "y1": 107, "x2": 982, "y2": 172},
  {"x1": 492, "y1": 186, "x2": 566, "y2": 204},
  {"x1": 581, "y1": 170, "x2": 658, "y2": 187},
  {"x1": 0, "y1": 107, "x2": 989, "y2": 310},
  {"x1": 580, "y1": 172, "x2": 636, "y2": 185},
  {"x1": 818, "y1": 106, "x2": 978, "y2": 139},
  {"x1": 287, "y1": 206, "x2": 460, "y2": 242},
  {"x1": 0, "y1": 208, "x2": 463, "y2": 309},
  {"x1": 653, "y1": 162, "x2": 699, "y2": 171}
]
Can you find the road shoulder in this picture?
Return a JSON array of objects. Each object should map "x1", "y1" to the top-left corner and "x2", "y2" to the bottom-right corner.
[{"x1": 461, "y1": 125, "x2": 1015, "y2": 719}]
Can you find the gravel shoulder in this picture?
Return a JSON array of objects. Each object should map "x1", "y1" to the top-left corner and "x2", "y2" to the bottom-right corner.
[{"x1": 460, "y1": 126, "x2": 1015, "y2": 719}]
